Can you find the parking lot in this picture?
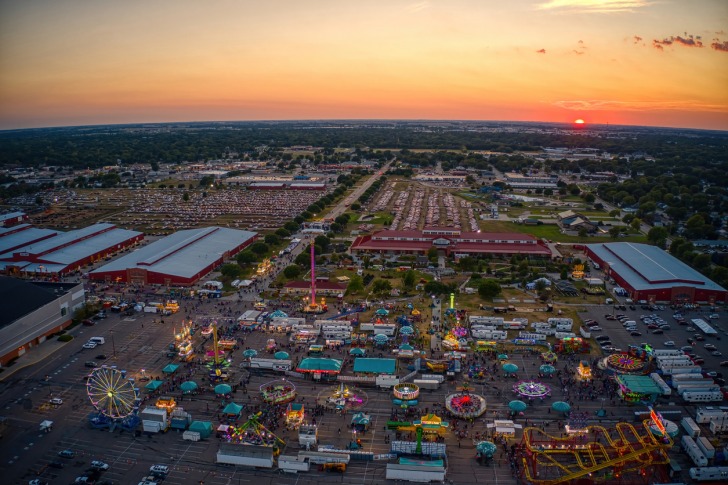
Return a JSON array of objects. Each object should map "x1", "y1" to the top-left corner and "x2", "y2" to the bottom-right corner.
[{"x1": 578, "y1": 304, "x2": 728, "y2": 375}]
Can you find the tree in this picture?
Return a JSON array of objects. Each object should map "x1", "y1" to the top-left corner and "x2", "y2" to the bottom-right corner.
[
  {"x1": 283, "y1": 264, "x2": 302, "y2": 279},
  {"x1": 608, "y1": 226, "x2": 621, "y2": 239},
  {"x1": 294, "y1": 251, "x2": 310, "y2": 268},
  {"x1": 583, "y1": 193, "x2": 595, "y2": 204},
  {"x1": 478, "y1": 279, "x2": 502, "y2": 299},
  {"x1": 264, "y1": 234, "x2": 280, "y2": 245},
  {"x1": 347, "y1": 274, "x2": 364, "y2": 294},
  {"x1": 220, "y1": 263, "x2": 243, "y2": 279},
  {"x1": 284, "y1": 221, "x2": 300, "y2": 232},
  {"x1": 199, "y1": 175, "x2": 215, "y2": 187},
  {"x1": 314, "y1": 235, "x2": 330, "y2": 252},
  {"x1": 427, "y1": 247, "x2": 439, "y2": 262},
  {"x1": 275, "y1": 228, "x2": 291, "y2": 238},
  {"x1": 578, "y1": 227, "x2": 589, "y2": 238},
  {"x1": 402, "y1": 270, "x2": 416, "y2": 290},
  {"x1": 351, "y1": 202, "x2": 361, "y2": 210},
  {"x1": 372, "y1": 279, "x2": 392, "y2": 295},
  {"x1": 182, "y1": 192, "x2": 190, "y2": 202},
  {"x1": 647, "y1": 226, "x2": 668, "y2": 248},
  {"x1": 630, "y1": 217, "x2": 642, "y2": 231},
  {"x1": 236, "y1": 251, "x2": 257, "y2": 264},
  {"x1": 250, "y1": 242, "x2": 270, "y2": 255},
  {"x1": 150, "y1": 161, "x2": 160, "y2": 171}
]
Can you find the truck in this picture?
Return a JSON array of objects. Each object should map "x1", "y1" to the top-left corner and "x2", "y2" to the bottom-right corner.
[
  {"x1": 140, "y1": 407, "x2": 168, "y2": 433},
  {"x1": 682, "y1": 435, "x2": 708, "y2": 467},
  {"x1": 681, "y1": 417, "x2": 701, "y2": 438},
  {"x1": 385, "y1": 463, "x2": 447, "y2": 483},
  {"x1": 278, "y1": 455, "x2": 310, "y2": 473},
  {"x1": 413, "y1": 379, "x2": 440, "y2": 390}
]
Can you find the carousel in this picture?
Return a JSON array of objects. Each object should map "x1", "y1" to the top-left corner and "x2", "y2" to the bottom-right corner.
[
  {"x1": 513, "y1": 380, "x2": 552, "y2": 401},
  {"x1": 392, "y1": 383, "x2": 420, "y2": 408},
  {"x1": 445, "y1": 387, "x2": 487, "y2": 418},
  {"x1": 260, "y1": 379, "x2": 297, "y2": 405}
]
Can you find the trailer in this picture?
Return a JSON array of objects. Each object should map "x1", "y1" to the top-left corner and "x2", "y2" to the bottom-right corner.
[
  {"x1": 140, "y1": 407, "x2": 168, "y2": 434},
  {"x1": 183, "y1": 431, "x2": 200, "y2": 442},
  {"x1": 683, "y1": 391, "x2": 724, "y2": 403},
  {"x1": 278, "y1": 455, "x2": 310, "y2": 473},
  {"x1": 695, "y1": 408, "x2": 728, "y2": 424},
  {"x1": 419, "y1": 374, "x2": 445, "y2": 383},
  {"x1": 662, "y1": 365, "x2": 702, "y2": 375},
  {"x1": 689, "y1": 467, "x2": 728, "y2": 482},
  {"x1": 385, "y1": 463, "x2": 447, "y2": 483},
  {"x1": 682, "y1": 435, "x2": 708, "y2": 467},
  {"x1": 649, "y1": 373, "x2": 671, "y2": 396},
  {"x1": 376, "y1": 375, "x2": 400, "y2": 389},
  {"x1": 652, "y1": 349, "x2": 686, "y2": 357},
  {"x1": 217, "y1": 443, "x2": 275, "y2": 468},
  {"x1": 709, "y1": 420, "x2": 728, "y2": 434},
  {"x1": 677, "y1": 382, "x2": 720, "y2": 395},
  {"x1": 413, "y1": 379, "x2": 440, "y2": 390},
  {"x1": 673, "y1": 373, "x2": 712, "y2": 385},
  {"x1": 299, "y1": 450, "x2": 350, "y2": 465},
  {"x1": 681, "y1": 417, "x2": 701, "y2": 438},
  {"x1": 240, "y1": 358, "x2": 292, "y2": 372},
  {"x1": 696, "y1": 436, "x2": 715, "y2": 460}
]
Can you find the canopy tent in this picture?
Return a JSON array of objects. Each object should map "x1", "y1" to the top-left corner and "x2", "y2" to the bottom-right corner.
[
  {"x1": 349, "y1": 347, "x2": 366, "y2": 356},
  {"x1": 497, "y1": 354, "x2": 509, "y2": 360},
  {"x1": 399, "y1": 326, "x2": 414, "y2": 335},
  {"x1": 180, "y1": 381, "x2": 198, "y2": 393},
  {"x1": 296, "y1": 358, "x2": 343, "y2": 374},
  {"x1": 399, "y1": 343, "x2": 414, "y2": 351},
  {"x1": 353, "y1": 358, "x2": 396, "y2": 374},
  {"x1": 274, "y1": 351, "x2": 290, "y2": 360},
  {"x1": 476, "y1": 441, "x2": 497, "y2": 458},
  {"x1": 351, "y1": 412, "x2": 371, "y2": 427},
  {"x1": 508, "y1": 400, "x2": 527, "y2": 412},
  {"x1": 215, "y1": 383, "x2": 232, "y2": 395},
  {"x1": 551, "y1": 401, "x2": 571, "y2": 413},
  {"x1": 268, "y1": 309, "x2": 288, "y2": 318},
  {"x1": 162, "y1": 363, "x2": 179, "y2": 374},
  {"x1": 242, "y1": 349, "x2": 258, "y2": 358},
  {"x1": 223, "y1": 402, "x2": 244, "y2": 416},
  {"x1": 145, "y1": 380, "x2": 164, "y2": 391},
  {"x1": 539, "y1": 364, "x2": 556, "y2": 375},
  {"x1": 188, "y1": 420, "x2": 213, "y2": 438},
  {"x1": 502, "y1": 363, "x2": 519, "y2": 373},
  {"x1": 373, "y1": 334, "x2": 389, "y2": 344},
  {"x1": 375, "y1": 308, "x2": 389, "y2": 316}
]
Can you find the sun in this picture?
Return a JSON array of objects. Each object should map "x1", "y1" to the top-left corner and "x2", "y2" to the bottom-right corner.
[{"x1": 574, "y1": 119, "x2": 585, "y2": 124}]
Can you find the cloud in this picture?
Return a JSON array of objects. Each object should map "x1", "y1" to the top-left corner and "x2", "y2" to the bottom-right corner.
[
  {"x1": 653, "y1": 34, "x2": 704, "y2": 50},
  {"x1": 554, "y1": 99, "x2": 727, "y2": 112},
  {"x1": 633, "y1": 35, "x2": 642, "y2": 44},
  {"x1": 536, "y1": 48, "x2": 547, "y2": 54},
  {"x1": 716, "y1": 30, "x2": 726, "y2": 36},
  {"x1": 711, "y1": 39, "x2": 728, "y2": 52},
  {"x1": 404, "y1": 1, "x2": 429, "y2": 13},
  {"x1": 536, "y1": 0, "x2": 651, "y2": 13},
  {"x1": 573, "y1": 50, "x2": 585, "y2": 55},
  {"x1": 578, "y1": 40, "x2": 584, "y2": 44}
]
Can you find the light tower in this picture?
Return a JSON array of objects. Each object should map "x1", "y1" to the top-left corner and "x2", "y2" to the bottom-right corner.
[{"x1": 310, "y1": 242, "x2": 316, "y2": 306}]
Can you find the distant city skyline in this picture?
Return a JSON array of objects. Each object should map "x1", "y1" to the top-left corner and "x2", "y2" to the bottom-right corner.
[{"x1": 1, "y1": 0, "x2": 727, "y2": 131}]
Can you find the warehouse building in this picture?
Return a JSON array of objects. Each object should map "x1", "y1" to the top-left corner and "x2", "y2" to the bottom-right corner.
[
  {"x1": 586, "y1": 242, "x2": 727, "y2": 304},
  {"x1": 0, "y1": 222, "x2": 143, "y2": 277},
  {"x1": 351, "y1": 228, "x2": 552, "y2": 258},
  {"x1": 0, "y1": 277, "x2": 85, "y2": 366},
  {"x1": 89, "y1": 226, "x2": 257, "y2": 286}
]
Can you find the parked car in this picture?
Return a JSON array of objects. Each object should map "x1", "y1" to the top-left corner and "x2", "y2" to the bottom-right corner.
[
  {"x1": 90, "y1": 460, "x2": 109, "y2": 470},
  {"x1": 712, "y1": 351, "x2": 723, "y2": 357},
  {"x1": 664, "y1": 341, "x2": 675, "y2": 346},
  {"x1": 630, "y1": 331, "x2": 642, "y2": 336},
  {"x1": 85, "y1": 361, "x2": 98, "y2": 368},
  {"x1": 82, "y1": 342, "x2": 97, "y2": 349},
  {"x1": 704, "y1": 343, "x2": 717, "y2": 350},
  {"x1": 58, "y1": 449, "x2": 75, "y2": 458},
  {"x1": 82, "y1": 319, "x2": 95, "y2": 326},
  {"x1": 95, "y1": 354, "x2": 107, "y2": 360},
  {"x1": 48, "y1": 461, "x2": 64, "y2": 469},
  {"x1": 49, "y1": 397, "x2": 63, "y2": 405}
]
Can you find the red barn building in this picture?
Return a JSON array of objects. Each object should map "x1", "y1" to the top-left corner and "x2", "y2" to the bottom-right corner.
[{"x1": 586, "y1": 242, "x2": 727, "y2": 304}]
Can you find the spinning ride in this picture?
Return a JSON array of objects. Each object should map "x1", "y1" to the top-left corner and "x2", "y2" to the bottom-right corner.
[
  {"x1": 87, "y1": 367, "x2": 138, "y2": 419},
  {"x1": 260, "y1": 379, "x2": 297, "y2": 405},
  {"x1": 445, "y1": 391, "x2": 487, "y2": 418},
  {"x1": 224, "y1": 412, "x2": 285, "y2": 452},
  {"x1": 605, "y1": 353, "x2": 647, "y2": 373},
  {"x1": 513, "y1": 380, "x2": 551, "y2": 401},
  {"x1": 392, "y1": 383, "x2": 420, "y2": 408},
  {"x1": 320, "y1": 382, "x2": 366, "y2": 411}
]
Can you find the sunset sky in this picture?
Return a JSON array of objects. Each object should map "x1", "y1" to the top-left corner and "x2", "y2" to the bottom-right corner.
[{"x1": 1, "y1": 0, "x2": 727, "y2": 130}]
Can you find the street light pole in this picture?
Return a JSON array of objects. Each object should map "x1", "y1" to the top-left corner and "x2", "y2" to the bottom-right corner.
[{"x1": 111, "y1": 330, "x2": 116, "y2": 357}]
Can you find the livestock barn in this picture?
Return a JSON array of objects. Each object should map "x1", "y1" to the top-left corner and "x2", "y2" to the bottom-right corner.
[
  {"x1": 586, "y1": 242, "x2": 727, "y2": 304},
  {"x1": 89, "y1": 226, "x2": 256, "y2": 286}
]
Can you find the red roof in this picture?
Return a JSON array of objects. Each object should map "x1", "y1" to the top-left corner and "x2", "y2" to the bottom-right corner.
[
  {"x1": 372, "y1": 230, "x2": 424, "y2": 239},
  {"x1": 453, "y1": 242, "x2": 551, "y2": 255}
]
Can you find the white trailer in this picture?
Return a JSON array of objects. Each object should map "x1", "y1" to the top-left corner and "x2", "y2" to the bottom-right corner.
[
  {"x1": 183, "y1": 431, "x2": 200, "y2": 442},
  {"x1": 696, "y1": 436, "x2": 715, "y2": 460},
  {"x1": 673, "y1": 373, "x2": 711, "y2": 384},
  {"x1": 419, "y1": 374, "x2": 445, "y2": 383},
  {"x1": 413, "y1": 379, "x2": 440, "y2": 390},
  {"x1": 682, "y1": 435, "x2": 708, "y2": 467},
  {"x1": 649, "y1": 373, "x2": 671, "y2": 396},
  {"x1": 385, "y1": 463, "x2": 446, "y2": 483},
  {"x1": 677, "y1": 382, "x2": 720, "y2": 395},
  {"x1": 695, "y1": 408, "x2": 728, "y2": 424},
  {"x1": 240, "y1": 358, "x2": 292, "y2": 372},
  {"x1": 140, "y1": 407, "x2": 168, "y2": 433},
  {"x1": 217, "y1": 443, "x2": 274, "y2": 468},
  {"x1": 652, "y1": 349, "x2": 685, "y2": 357},
  {"x1": 278, "y1": 455, "x2": 310, "y2": 473},
  {"x1": 683, "y1": 391, "x2": 724, "y2": 403},
  {"x1": 681, "y1": 417, "x2": 701, "y2": 438},
  {"x1": 709, "y1": 420, "x2": 728, "y2": 433},
  {"x1": 469, "y1": 316, "x2": 503, "y2": 326},
  {"x1": 518, "y1": 332, "x2": 548, "y2": 341},
  {"x1": 376, "y1": 375, "x2": 400, "y2": 388},
  {"x1": 690, "y1": 467, "x2": 728, "y2": 482},
  {"x1": 662, "y1": 365, "x2": 702, "y2": 375},
  {"x1": 299, "y1": 451, "x2": 350, "y2": 464}
]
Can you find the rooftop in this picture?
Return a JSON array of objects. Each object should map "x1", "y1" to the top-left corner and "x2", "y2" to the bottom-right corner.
[{"x1": 0, "y1": 277, "x2": 78, "y2": 328}]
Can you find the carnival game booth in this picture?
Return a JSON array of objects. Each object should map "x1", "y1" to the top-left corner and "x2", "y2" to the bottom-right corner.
[
  {"x1": 616, "y1": 375, "x2": 662, "y2": 404},
  {"x1": 296, "y1": 358, "x2": 343, "y2": 381},
  {"x1": 554, "y1": 336, "x2": 590, "y2": 354}
]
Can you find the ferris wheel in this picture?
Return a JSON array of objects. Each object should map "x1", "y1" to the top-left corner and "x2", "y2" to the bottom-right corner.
[{"x1": 86, "y1": 367, "x2": 138, "y2": 419}]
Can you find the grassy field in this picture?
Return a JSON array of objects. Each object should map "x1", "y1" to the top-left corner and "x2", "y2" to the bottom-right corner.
[{"x1": 479, "y1": 219, "x2": 647, "y2": 244}]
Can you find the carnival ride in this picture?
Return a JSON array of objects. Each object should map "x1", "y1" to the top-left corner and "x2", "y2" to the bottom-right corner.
[
  {"x1": 603, "y1": 352, "x2": 647, "y2": 373},
  {"x1": 260, "y1": 379, "x2": 297, "y2": 405},
  {"x1": 285, "y1": 403, "x2": 305, "y2": 429},
  {"x1": 303, "y1": 244, "x2": 328, "y2": 313},
  {"x1": 320, "y1": 382, "x2": 366, "y2": 411},
  {"x1": 224, "y1": 412, "x2": 285, "y2": 452},
  {"x1": 513, "y1": 380, "x2": 552, "y2": 401},
  {"x1": 155, "y1": 396, "x2": 177, "y2": 412},
  {"x1": 519, "y1": 418, "x2": 673, "y2": 485},
  {"x1": 445, "y1": 390, "x2": 487, "y2": 418},
  {"x1": 392, "y1": 383, "x2": 420, "y2": 408},
  {"x1": 577, "y1": 360, "x2": 592, "y2": 381},
  {"x1": 87, "y1": 367, "x2": 140, "y2": 430},
  {"x1": 175, "y1": 324, "x2": 194, "y2": 361},
  {"x1": 387, "y1": 413, "x2": 449, "y2": 455},
  {"x1": 206, "y1": 324, "x2": 231, "y2": 381},
  {"x1": 571, "y1": 264, "x2": 585, "y2": 279}
]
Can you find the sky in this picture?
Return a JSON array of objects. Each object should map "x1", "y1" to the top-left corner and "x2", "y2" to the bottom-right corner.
[{"x1": 1, "y1": 0, "x2": 727, "y2": 131}]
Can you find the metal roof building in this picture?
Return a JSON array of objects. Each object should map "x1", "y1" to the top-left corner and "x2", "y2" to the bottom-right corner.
[
  {"x1": 0, "y1": 223, "x2": 143, "y2": 276},
  {"x1": 89, "y1": 226, "x2": 257, "y2": 286},
  {"x1": 586, "y1": 242, "x2": 727, "y2": 304}
]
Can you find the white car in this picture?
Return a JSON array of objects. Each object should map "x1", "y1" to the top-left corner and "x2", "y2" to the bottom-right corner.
[
  {"x1": 49, "y1": 397, "x2": 63, "y2": 405},
  {"x1": 90, "y1": 460, "x2": 109, "y2": 470},
  {"x1": 82, "y1": 342, "x2": 97, "y2": 349},
  {"x1": 663, "y1": 341, "x2": 675, "y2": 346},
  {"x1": 712, "y1": 351, "x2": 723, "y2": 357},
  {"x1": 588, "y1": 326, "x2": 602, "y2": 331},
  {"x1": 149, "y1": 465, "x2": 170, "y2": 475}
]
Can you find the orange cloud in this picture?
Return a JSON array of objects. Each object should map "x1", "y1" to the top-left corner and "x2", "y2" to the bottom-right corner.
[
  {"x1": 633, "y1": 35, "x2": 642, "y2": 44},
  {"x1": 536, "y1": 0, "x2": 651, "y2": 13},
  {"x1": 653, "y1": 34, "x2": 704, "y2": 50},
  {"x1": 553, "y1": 99, "x2": 727, "y2": 112},
  {"x1": 536, "y1": 48, "x2": 547, "y2": 54},
  {"x1": 711, "y1": 39, "x2": 728, "y2": 52}
]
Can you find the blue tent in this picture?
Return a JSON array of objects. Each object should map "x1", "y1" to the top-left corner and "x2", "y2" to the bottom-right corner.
[{"x1": 188, "y1": 421, "x2": 213, "y2": 439}]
